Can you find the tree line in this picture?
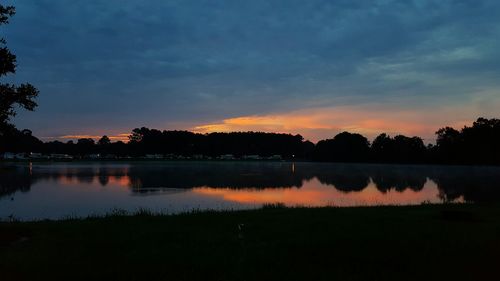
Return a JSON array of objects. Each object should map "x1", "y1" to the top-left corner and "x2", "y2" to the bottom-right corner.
[
  {"x1": 2, "y1": 5, "x2": 500, "y2": 165},
  {"x1": 1, "y1": 117, "x2": 499, "y2": 165},
  {"x1": 314, "y1": 117, "x2": 500, "y2": 165}
]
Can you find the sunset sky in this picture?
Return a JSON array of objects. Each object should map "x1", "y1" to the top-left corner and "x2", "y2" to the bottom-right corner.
[{"x1": 4, "y1": 0, "x2": 500, "y2": 143}]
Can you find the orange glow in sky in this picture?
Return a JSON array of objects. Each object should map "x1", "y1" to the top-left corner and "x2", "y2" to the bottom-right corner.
[
  {"x1": 59, "y1": 134, "x2": 130, "y2": 142},
  {"x1": 53, "y1": 97, "x2": 499, "y2": 143},
  {"x1": 192, "y1": 105, "x2": 477, "y2": 142}
]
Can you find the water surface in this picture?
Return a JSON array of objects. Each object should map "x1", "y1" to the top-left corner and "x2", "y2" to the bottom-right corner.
[{"x1": 1, "y1": 161, "x2": 499, "y2": 220}]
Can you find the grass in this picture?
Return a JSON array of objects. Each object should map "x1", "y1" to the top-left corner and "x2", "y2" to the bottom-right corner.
[{"x1": 1, "y1": 204, "x2": 500, "y2": 281}]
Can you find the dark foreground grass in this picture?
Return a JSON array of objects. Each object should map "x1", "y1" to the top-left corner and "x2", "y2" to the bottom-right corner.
[{"x1": 1, "y1": 204, "x2": 500, "y2": 281}]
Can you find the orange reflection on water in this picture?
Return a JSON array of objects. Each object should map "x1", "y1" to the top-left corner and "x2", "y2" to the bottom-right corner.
[
  {"x1": 55, "y1": 174, "x2": 131, "y2": 188},
  {"x1": 57, "y1": 175, "x2": 83, "y2": 185},
  {"x1": 193, "y1": 178, "x2": 449, "y2": 206},
  {"x1": 106, "y1": 176, "x2": 131, "y2": 187}
]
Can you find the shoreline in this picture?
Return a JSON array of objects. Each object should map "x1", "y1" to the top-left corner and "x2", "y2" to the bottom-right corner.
[
  {"x1": 2, "y1": 159, "x2": 500, "y2": 168},
  {"x1": 2, "y1": 204, "x2": 499, "y2": 280}
]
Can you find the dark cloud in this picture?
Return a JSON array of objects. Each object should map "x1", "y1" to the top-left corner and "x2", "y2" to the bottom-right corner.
[{"x1": 2, "y1": 0, "x2": 500, "y2": 137}]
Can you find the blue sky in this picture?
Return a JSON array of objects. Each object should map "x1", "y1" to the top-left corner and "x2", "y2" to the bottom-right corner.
[{"x1": 3, "y1": 0, "x2": 500, "y2": 142}]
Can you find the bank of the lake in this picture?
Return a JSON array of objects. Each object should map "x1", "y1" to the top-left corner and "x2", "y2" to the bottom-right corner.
[{"x1": 1, "y1": 204, "x2": 499, "y2": 281}]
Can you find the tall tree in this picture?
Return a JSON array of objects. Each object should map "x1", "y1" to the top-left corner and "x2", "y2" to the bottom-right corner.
[
  {"x1": 98, "y1": 135, "x2": 111, "y2": 146},
  {"x1": 0, "y1": 4, "x2": 39, "y2": 135},
  {"x1": 314, "y1": 132, "x2": 370, "y2": 162}
]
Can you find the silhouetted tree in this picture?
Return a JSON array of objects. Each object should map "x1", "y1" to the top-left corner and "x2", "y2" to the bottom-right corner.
[
  {"x1": 98, "y1": 135, "x2": 111, "y2": 146},
  {"x1": 371, "y1": 133, "x2": 393, "y2": 162},
  {"x1": 108, "y1": 140, "x2": 128, "y2": 156},
  {"x1": 434, "y1": 118, "x2": 500, "y2": 165},
  {"x1": 3, "y1": 118, "x2": 500, "y2": 165},
  {"x1": 372, "y1": 133, "x2": 426, "y2": 163},
  {"x1": 0, "y1": 4, "x2": 39, "y2": 135},
  {"x1": 96, "y1": 135, "x2": 111, "y2": 155},
  {"x1": 75, "y1": 138, "x2": 96, "y2": 156},
  {"x1": 125, "y1": 128, "x2": 309, "y2": 158},
  {"x1": 434, "y1": 127, "x2": 461, "y2": 163},
  {"x1": 314, "y1": 132, "x2": 370, "y2": 162},
  {"x1": 0, "y1": 126, "x2": 42, "y2": 153}
]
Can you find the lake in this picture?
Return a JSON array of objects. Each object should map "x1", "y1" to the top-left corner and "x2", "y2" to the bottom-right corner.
[{"x1": 1, "y1": 161, "x2": 500, "y2": 220}]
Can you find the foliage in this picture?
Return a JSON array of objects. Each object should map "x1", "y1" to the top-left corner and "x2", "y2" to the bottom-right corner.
[
  {"x1": 371, "y1": 133, "x2": 427, "y2": 163},
  {"x1": 314, "y1": 132, "x2": 370, "y2": 162},
  {"x1": 1, "y1": 118, "x2": 500, "y2": 165},
  {"x1": 0, "y1": 4, "x2": 39, "y2": 135},
  {"x1": 128, "y1": 128, "x2": 310, "y2": 158},
  {"x1": 433, "y1": 117, "x2": 500, "y2": 164}
]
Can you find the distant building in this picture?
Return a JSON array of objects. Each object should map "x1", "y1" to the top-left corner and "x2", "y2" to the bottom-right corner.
[
  {"x1": 102, "y1": 154, "x2": 117, "y2": 159},
  {"x1": 50, "y1": 154, "x2": 73, "y2": 160},
  {"x1": 29, "y1": 152, "x2": 49, "y2": 160},
  {"x1": 1, "y1": 152, "x2": 16, "y2": 159},
  {"x1": 145, "y1": 154, "x2": 163, "y2": 159},
  {"x1": 243, "y1": 155, "x2": 261, "y2": 160},
  {"x1": 164, "y1": 154, "x2": 176, "y2": 159},
  {"x1": 118, "y1": 156, "x2": 133, "y2": 159},
  {"x1": 219, "y1": 154, "x2": 235, "y2": 160},
  {"x1": 268, "y1": 155, "x2": 282, "y2": 160},
  {"x1": 15, "y1": 153, "x2": 29, "y2": 160}
]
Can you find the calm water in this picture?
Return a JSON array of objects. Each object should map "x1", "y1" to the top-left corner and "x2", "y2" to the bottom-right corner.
[{"x1": 1, "y1": 161, "x2": 500, "y2": 220}]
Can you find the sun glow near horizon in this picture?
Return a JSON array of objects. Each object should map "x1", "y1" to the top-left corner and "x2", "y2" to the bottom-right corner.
[
  {"x1": 48, "y1": 101, "x2": 495, "y2": 144},
  {"x1": 191, "y1": 105, "x2": 476, "y2": 143},
  {"x1": 51, "y1": 107, "x2": 477, "y2": 144},
  {"x1": 56, "y1": 134, "x2": 131, "y2": 143}
]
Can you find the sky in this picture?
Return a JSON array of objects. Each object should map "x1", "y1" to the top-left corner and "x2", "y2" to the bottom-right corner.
[{"x1": 3, "y1": 0, "x2": 500, "y2": 143}]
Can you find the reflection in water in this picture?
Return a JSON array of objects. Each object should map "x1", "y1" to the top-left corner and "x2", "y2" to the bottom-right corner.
[
  {"x1": 1, "y1": 162, "x2": 499, "y2": 219},
  {"x1": 0, "y1": 166, "x2": 33, "y2": 198},
  {"x1": 371, "y1": 168, "x2": 426, "y2": 193},
  {"x1": 193, "y1": 178, "x2": 447, "y2": 206}
]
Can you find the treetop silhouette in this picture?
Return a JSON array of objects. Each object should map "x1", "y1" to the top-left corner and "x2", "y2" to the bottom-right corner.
[{"x1": 0, "y1": 4, "x2": 39, "y2": 135}]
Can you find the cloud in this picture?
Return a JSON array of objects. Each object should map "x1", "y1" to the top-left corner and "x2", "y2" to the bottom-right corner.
[
  {"x1": 57, "y1": 134, "x2": 130, "y2": 142},
  {"x1": 2, "y1": 0, "x2": 500, "y2": 139},
  {"x1": 192, "y1": 99, "x2": 497, "y2": 143}
]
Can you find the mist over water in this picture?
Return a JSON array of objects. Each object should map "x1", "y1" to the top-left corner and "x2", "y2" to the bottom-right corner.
[{"x1": 1, "y1": 162, "x2": 499, "y2": 220}]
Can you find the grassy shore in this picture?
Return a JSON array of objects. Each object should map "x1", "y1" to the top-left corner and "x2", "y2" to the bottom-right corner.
[{"x1": 1, "y1": 204, "x2": 500, "y2": 281}]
